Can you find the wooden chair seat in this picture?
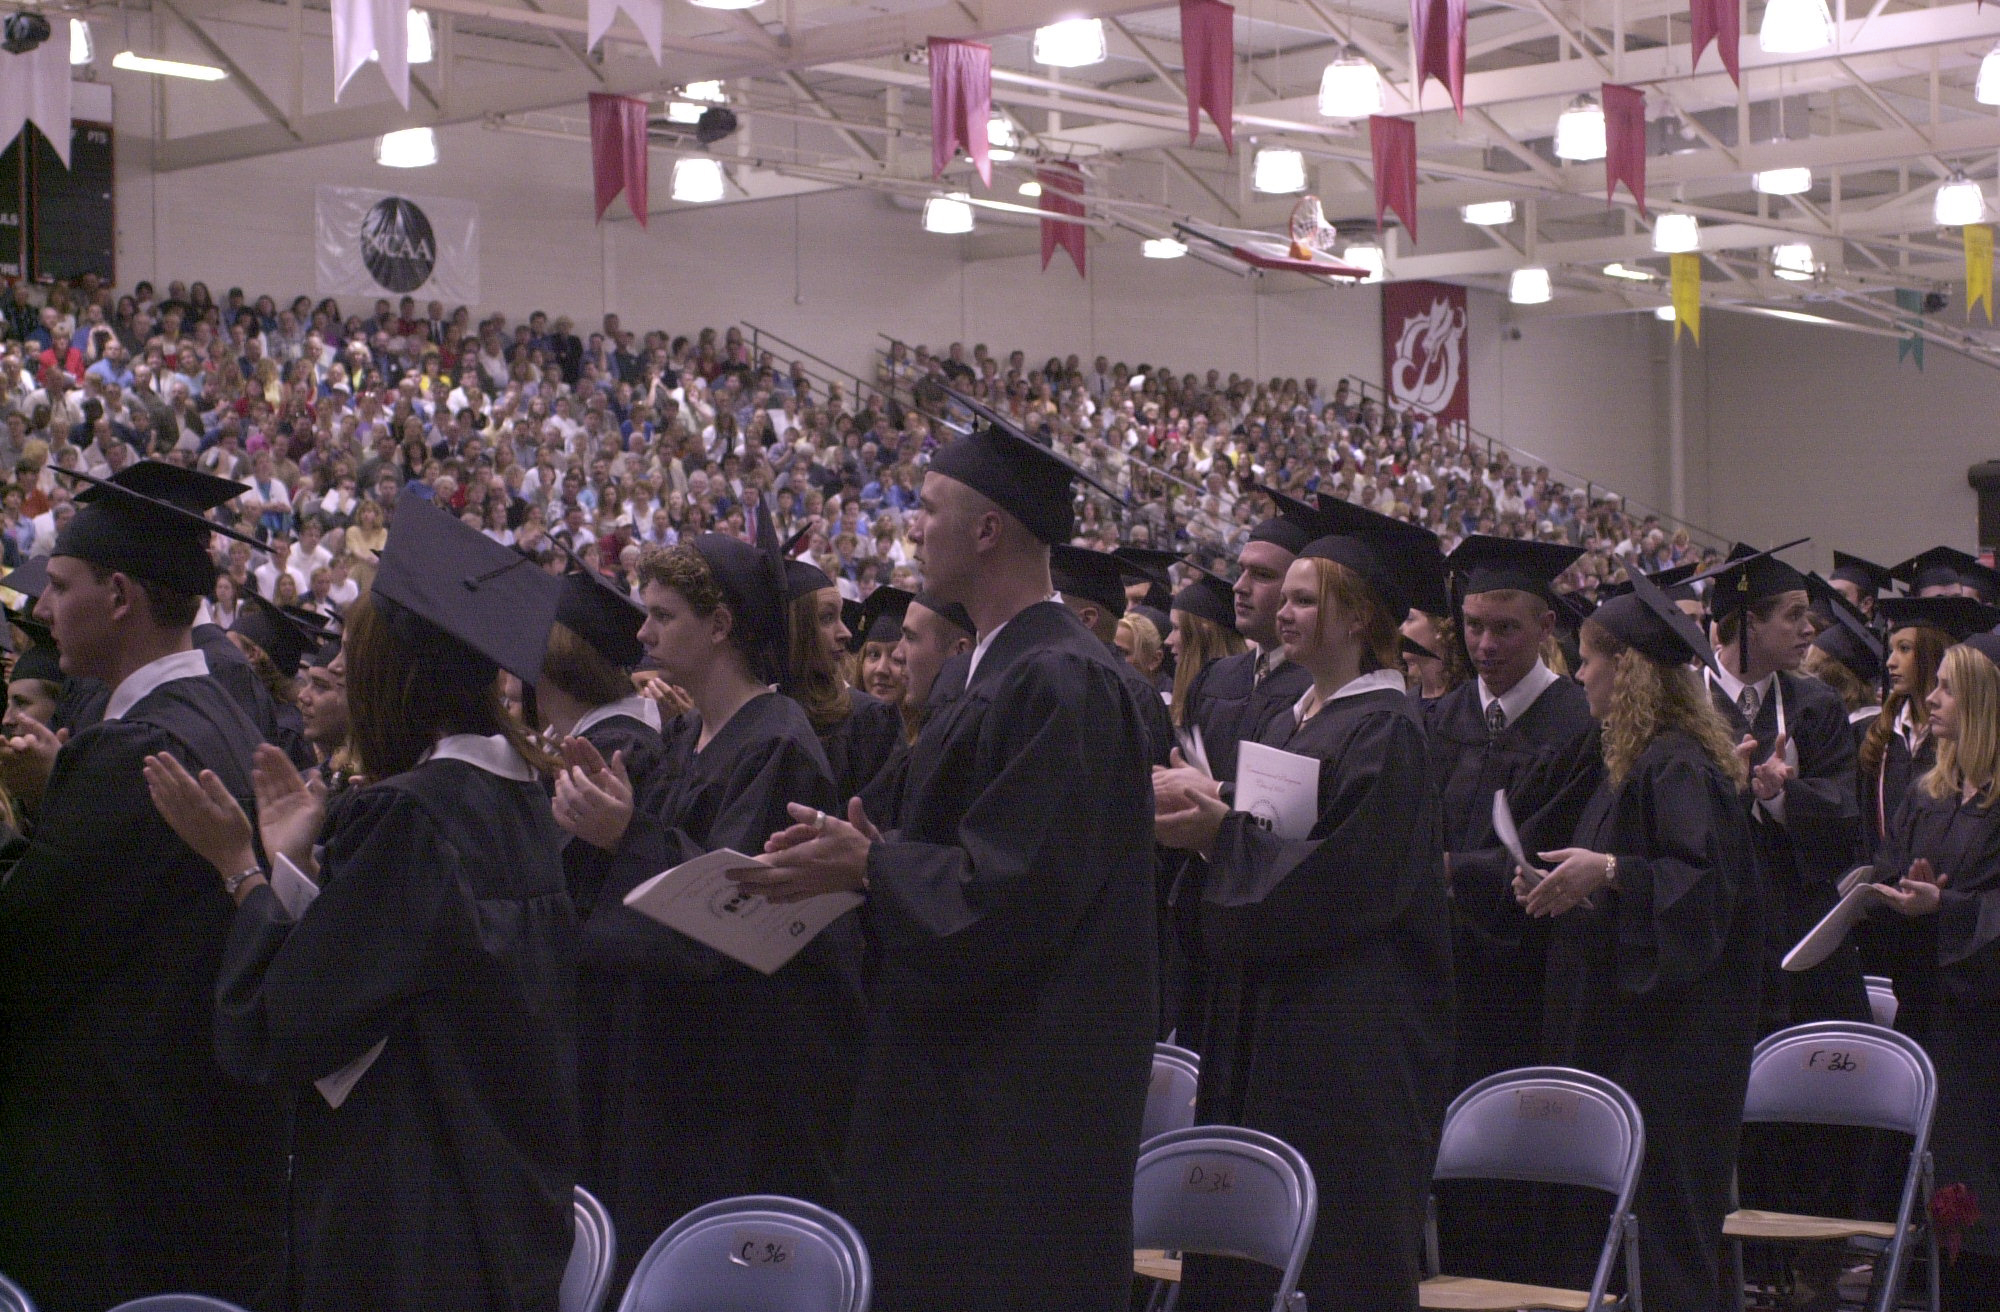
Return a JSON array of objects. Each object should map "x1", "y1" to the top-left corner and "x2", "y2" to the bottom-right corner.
[
  {"x1": 1723, "y1": 1208, "x2": 1898, "y2": 1242},
  {"x1": 1134, "y1": 1249, "x2": 1183, "y2": 1283},
  {"x1": 1418, "y1": 1274, "x2": 1597, "y2": 1310}
]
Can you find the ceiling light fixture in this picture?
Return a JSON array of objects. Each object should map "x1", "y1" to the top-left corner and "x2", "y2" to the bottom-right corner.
[
  {"x1": 1143, "y1": 237, "x2": 1189, "y2": 259},
  {"x1": 1461, "y1": 200, "x2": 1517, "y2": 226},
  {"x1": 1979, "y1": 43, "x2": 2000, "y2": 105},
  {"x1": 671, "y1": 157, "x2": 726, "y2": 203},
  {"x1": 1252, "y1": 147, "x2": 1307, "y2": 194},
  {"x1": 923, "y1": 193, "x2": 975, "y2": 234},
  {"x1": 1772, "y1": 242, "x2": 1817, "y2": 280},
  {"x1": 1758, "y1": 0, "x2": 1834, "y2": 53},
  {"x1": 1510, "y1": 266, "x2": 1552, "y2": 304},
  {"x1": 1018, "y1": 180, "x2": 1043, "y2": 197},
  {"x1": 1603, "y1": 262, "x2": 1655, "y2": 280},
  {"x1": 375, "y1": 126, "x2": 438, "y2": 168},
  {"x1": 987, "y1": 115, "x2": 1018, "y2": 162},
  {"x1": 407, "y1": 8, "x2": 433, "y2": 64},
  {"x1": 68, "y1": 18, "x2": 91, "y2": 64},
  {"x1": 1032, "y1": 18, "x2": 1106, "y2": 68},
  {"x1": 1937, "y1": 171, "x2": 1986, "y2": 226},
  {"x1": 1652, "y1": 212, "x2": 1700, "y2": 253},
  {"x1": 1317, "y1": 48, "x2": 1385, "y2": 119},
  {"x1": 1554, "y1": 94, "x2": 1606, "y2": 161},
  {"x1": 111, "y1": 50, "x2": 227, "y2": 80},
  {"x1": 1752, "y1": 166, "x2": 1812, "y2": 196},
  {"x1": 1655, "y1": 305, "x2": 1677, "y2": 321},
  {"x1": 1344, "y1": 243, "x2": 1386, "y2": 283},
  {"x1": 688, "y1": 0, "x2": 765, "y2": 10}
]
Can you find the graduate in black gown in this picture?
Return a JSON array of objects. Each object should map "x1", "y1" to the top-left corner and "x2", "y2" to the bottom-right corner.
[
  {"x1": 3, "y1": 556, "x2": 109, "y2": 733},
  {"x1": 0, "y1": 462, "x2": 286, "y2": 1312},
  {"x1": 746, "y1": 405, "x2": 1157, "y2": 1312},
  {"x1": 226, "y1": 592, "x2": 336, "y2": 769},
  {"x1": 855, "y1": 590, "x2": 973, "y2": 829},
  {"x1": 1154, "y1": 508, "x2": 1454, "y2": 1312},
  {"x1": 1165, "y1": 569, "x2": 1246, "y2": 735},
  {"x1": 1523, "y1": 571, "x2": 1764, "y2": 1312},
  {"x1": 1829, "y1": 551, "x2": 1892, "y2": 624},
  {"x1": 781, "y1": 538, "x2": 902, "y2": 804},
  {"x1": 1803, "y1": 574, "x2": 1884, "y2": 724},
  {"x1": 553, "y1": 533, "x2": 860, "y2": 1289},
  {"x1": 1868, "y1": 634, "x2": 2000, "y2": 1309},
  {"x1": 1053, "y1": 543, "x2": 1176, "y2": 766},
  {"x1": 147, "y1": 488, "x2": 578, "y2": 1312}
]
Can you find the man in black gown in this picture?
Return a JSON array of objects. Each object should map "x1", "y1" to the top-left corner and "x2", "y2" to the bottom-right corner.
[
  {"x1": 748, "y1": 406, "x2": 1158, "y2": 1312},
  {"x1": 1052, "y1": 542, "x2": 1174, "y2": 765},
  {"x1": 0, "y1": 462, "x2": 285, "y2": 1312}
]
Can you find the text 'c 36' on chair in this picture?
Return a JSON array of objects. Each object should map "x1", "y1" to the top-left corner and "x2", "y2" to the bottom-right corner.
[
  {"x1": 613, "y1": 1194, "x2": 870, "y2": 1312},
  {"x1": 1131, "y1": 1124, "x2": 1318, "y2": 1312}
]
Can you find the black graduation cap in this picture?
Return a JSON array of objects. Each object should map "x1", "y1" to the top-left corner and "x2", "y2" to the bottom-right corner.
[
  {"x1": 1171, "y1": 558, "x2": 1239, "y2": 633},
  {"x1": 1111, "y1": 545, "x2": 1183, "y2": 590},
  {"x1": 1444, "y1": 535, "x2": 1585, "y2": 603},
  {"x1": 781, "y1": 525, "x2": 835, "y2": 601},
  {"x1": 1401, "y1": 634, "x2": 1442, "y2": 663},
  {"x1": 1590, "y1": 567, "x2": 1726, "y2": 678},
  {"x1": 5, "y1": 556, "x2": 48, "y2": 603},
  {"x1": 688, "y1": 532, "x2": 790, "y2": 668},
  {"x1": 372, "y1": 486, "x2": 564, "y2": 684},
  {"x1": 232, "y1": 590, "x2": 335, "y2": 679},
  {"x1": 1650, "y1": 562, "x2": 1701, "y2": 604},
  {"x1": 1963, "y1": 632, "x2": 2000, "y2": 669},
  {"x1": 1830, "y1": 551, "x2": 1893, "y2": 599},
  {"x1": 929, "y1": 387, "x2": 1122, "y2": 544},
  {"x1": 53, "y1": 461, "x2": 263, "y2": 597},
  {"x1": 304, "y1": 632, "x2": 342, "y2": 670},
  {"x1": 557, "y1": 567, "x2": 646, "y2": 670},
  {"x1": 1550, "y1": 589, "x2": 1597, "y2": 631},
  {"x1": 1964, "y1": 560, "x2": 2000, "y2": 605},
  {"x1": 1687, "y1": 539, "x2": 1810, "y2": 671},
  {"x1": 10, "y1": 641, "x2": 62, "y2": 685},
  {"x1": 1247, "y1": 485, "x2": 1337, "y2": 556},
  {"x1": 1309, "y1": 493, "x2": 1450, "y2": 617},
  {"x1": 851, "y1": 585, "x2": 913, "y2": 652},
  {"x1": 840, "y1": 597, "x2": 864, "y2": 638},
  {"x1": 1805, "y1": 573, "x2": 1885, "y2": 686},
  {"x1": 910, "y1": 590, "x2": 977, "y2": 639},
  {"x1": 1050, "y1": 544, "x2": 1129, "y2": 616},
  {"x1": 1891, "y1": 546, "x2": 1982, "y2": 597},
  {"x1": 1875, "y1": 595, "x2": 2000, "y2": 643}
]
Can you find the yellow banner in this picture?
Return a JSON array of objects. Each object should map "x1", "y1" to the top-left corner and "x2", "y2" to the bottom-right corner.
[
  {"x1": 1671, "y1": 252, "x2": 1701, "y2": 344},
  {"x1": 1968, "y1": 224, "x2": 1993, "y2": 322}
]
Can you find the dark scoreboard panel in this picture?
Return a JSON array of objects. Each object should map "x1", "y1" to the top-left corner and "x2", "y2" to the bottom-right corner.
[{"x1": 0, "y1": 121, "x2": 114, "y2": 285}]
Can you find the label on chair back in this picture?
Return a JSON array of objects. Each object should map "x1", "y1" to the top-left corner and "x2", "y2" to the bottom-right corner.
[
  {"x1": 1514, "y1": 1089, "x2": 1581, "y2": 1122},
  {"x1": 730, "y1": 1233, "x2": 794, "y2": 1266},
  {"x1": 1184, "y1": 1164, "x2": 1236, "y2": 1193},
  {"x1": 1803, "y1": 1048, "x2": 1867, "y2": 1074}
]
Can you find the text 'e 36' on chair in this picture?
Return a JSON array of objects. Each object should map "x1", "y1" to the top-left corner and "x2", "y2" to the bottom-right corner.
[
  {"x1": 1420, "y1": 1066, "x2": 1646, "y2": 1312},
  {"x1": 1724, "y1": 1021, "x2": 1939, "y2": 1312},
  {"x1": 1131, "y1": 1124, "x2": 1317, "y2": 1312},
  {"x1": 614, "y1": 1195, "x2": 870, "y2": 1312},
  {"x1": 1144, "y1": 1043, "x2": 1202, "y2": 1144},
  {"x1": 564, "y1": 1184, "x2": 616, "y2": 1312}
]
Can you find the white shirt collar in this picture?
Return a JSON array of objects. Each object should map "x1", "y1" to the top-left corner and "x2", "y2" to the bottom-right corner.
[
  {"x1": 965, "y1": 594, "x2": 1059, "y2": 685},
  {"x1": 1707, "y1": 659, "x2": 1774, "y2": 707},
  {"x1": 572, "y1": 694, "x2": 662, "y2": 737},
  {"x1": 104, "y1": 648, "x2": 211, "y2": 722},
  {"x1": 419, "y1": 733, "x2": 538, "y2": 781},
  {"x1": 1478, "y1": 660, "x2": 1560, "y2": 729},
  {"x1": 1293, "y1": 667, "x2": 1408, "y2": 724}
]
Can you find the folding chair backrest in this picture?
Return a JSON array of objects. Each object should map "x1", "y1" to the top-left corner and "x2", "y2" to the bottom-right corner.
[
  {"x1": 616, "y1": 1195, "x2": 870, "y2": 1312},
  {"x1": 1864, "y1": 976, "x2": 1900, "y2": 1029},
  {"x1": 1741, "y1": 1022, "x2": 1934, "y2": 1139},
  {"x1": 563, "y1": 1184, "x2": 617, "y2": 1312},
  {"x1": 1143, "y1": 1047, "x2": 1201, "y2": 1143},
  {"x1": 1433, "y1": 1067, "x2": 1644, "y2": 1206},
  {"x1": 1132, "y1": 1125, "x2": 1317, "y2": 1295},
  {"x1": 0, "y1": 1273, "x2": 32, "y2": 1312},
  {"x1": 105, "y1": 1299, "x2": 252, "y2": 1312}
]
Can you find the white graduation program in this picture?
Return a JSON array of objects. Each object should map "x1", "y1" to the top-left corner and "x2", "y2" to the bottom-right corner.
[
  {"x1": 1234, "y1": 741, "x2": 1320, "y2": 841},
  {"x1": 623, "y1": 848, "x2": 862, "y2": 976}
]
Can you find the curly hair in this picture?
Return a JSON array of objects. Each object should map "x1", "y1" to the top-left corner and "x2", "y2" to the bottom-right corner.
[
  {"x1": 1582, "y1": 618, "x2": 1747, "y2": 789},
  {"x1": 635, "y1": 542, "x2": 774, "y2": 681}
]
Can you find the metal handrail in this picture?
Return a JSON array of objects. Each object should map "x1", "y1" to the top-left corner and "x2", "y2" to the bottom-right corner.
[{"x1": 742, "y1": 322, "x2": 896, "y2": 411}]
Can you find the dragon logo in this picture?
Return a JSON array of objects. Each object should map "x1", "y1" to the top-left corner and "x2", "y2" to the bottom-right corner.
[{"x1": 1388, "y1": 296, "x2": 1465, "y2": 416}]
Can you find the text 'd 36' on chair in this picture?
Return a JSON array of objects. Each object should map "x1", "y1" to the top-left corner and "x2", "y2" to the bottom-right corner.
[
  {"x1": 105, "y1": 1299, "x2": 252, "y2": 1312},
  {"x1": 563, "y1": 1184, "x2": 617, "y2": 1312},
  {"x1": 1863, "y1": 975, "x2": 1900, "y2": 1029},
  {"x1": 1724, "y1": 1021, "x2": 1939, "y2": 1312},
  {"x1": 614, "y1": 1195, "x2": 870, "y2": 1312},
  {"x1": 1144, "y1": 1043, "x2": 1202, "y2": 1144},
  {"x1": 0, "y1": 1273, "x2": 32, "y2": 1312},
  {"x1": 1130, "y1": 1125, "x2": 1317, "y2": 1312},
  {"x1": 1419, "y1": 1066, "x2": 1646, "y2": 1312}
]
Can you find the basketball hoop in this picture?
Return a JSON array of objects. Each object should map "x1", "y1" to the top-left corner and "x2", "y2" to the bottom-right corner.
[{"x1": 1288, "y1": 196, "x2": 1338, "y2": 262}]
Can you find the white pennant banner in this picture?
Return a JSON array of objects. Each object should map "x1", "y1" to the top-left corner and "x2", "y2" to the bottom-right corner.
[
  {"x1": 332, "y1": 0, "x2": 411, "y2": 108},
  {"x1": 0, "y1": 22, "x2": 73, "y2": 167},
  {"x1": 587, "y1": 0, "x2": 663, "y2": 65}
]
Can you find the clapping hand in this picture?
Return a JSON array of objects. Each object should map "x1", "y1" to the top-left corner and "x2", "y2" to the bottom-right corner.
[
  {"x1": 747, "y1": 798, "x2": 878, "y2": 902},
  {"x1": 1876, "y1": 857, "x2": 1947, "y2": 918},
  {"x1": 143, "y1": 752, "x2": 257, "y2": 882},
  {"x1": 0, "y1": 715, "x2": 66, "y2": 809},
  {"x1": 553, "y1": 735, "x2": 633, "y2": 851},
  {"x1": 251, "y1": 744, "x2": 328, "y2": 877},
  {"x1": 1734, "y1": 733, "x2": 1794, "y2": 802},
  {"x1": 1518, "y1": 848, "x2": 1611, "y2": 918}
]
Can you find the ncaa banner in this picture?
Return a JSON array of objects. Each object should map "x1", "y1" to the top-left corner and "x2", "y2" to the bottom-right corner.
[
  {"x1": 315, "y1": 185, "x2": 480, "y2": 303},
  {"x1": 1380, "y1": 279, "x2": 1469, "y2": 426}
]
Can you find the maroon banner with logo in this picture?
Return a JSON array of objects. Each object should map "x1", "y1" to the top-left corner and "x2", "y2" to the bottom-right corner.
[{"x1": 1381, "y1": 280, "x2": 1469, "y2": 426}]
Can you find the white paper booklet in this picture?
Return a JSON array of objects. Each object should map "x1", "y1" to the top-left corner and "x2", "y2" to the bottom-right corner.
[
  {"x1": 270, "y1": 853, "x2": 389, "y2": 1110},
  {"x1": 1175, "y1": 723, "x2": 1213, "y2": 779},
  {"x1": 1783, "y1": 875, "x2": 1884, "y2": 973},
  {"x1": 1234, "y1": 742, "x2": 1320, "y2": 841},
  {"x1": 1493, "y1": 788, "x2": 1545, "y2": 890},
  {"x1": 622, "y1": 848, "x2": 863, "y2": 976}
]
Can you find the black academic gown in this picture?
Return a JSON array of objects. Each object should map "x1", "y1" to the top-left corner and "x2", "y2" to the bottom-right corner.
[
  {"x1": 1185, "y1": 677, "x2": 1453, "y2": 1312},
  {"x1": 1870, "y1": 787, "x2": 2000, "y2": 1261},
  {"x1": 817, "y1": 686, "x2": 903, "y2": 806},
  {"x1": 561, "y1": 701, "x2": 670, "y2": 918},
  {"x1": 1863, "y1": 713, "x2": 1935, "y2": 858},
  {"x1": 215, "y1": 748, "x2": 577, "y2": 1312},
  {"x1": 847, "y1": 601, "x2": 1156, "y2": 1312},
  {"x1": 580, "y1": 691, "x2": 862, "y2": 1289},
  {"x1": 1181, "y1": 648, "x2": 1314, "y2": 784},
  {"x1": 1542, "y1": 730, "x2": 1765, "y2": 1312},
  {"x1": 194, "y1": 624, "x2": 318, "y2": 770},
  {"x1": 1111, "y1": 643, "x2": 1174, "y2": 767},
  {"x1": 0, "y1": 667, "x2": 287, "y2": 1312}
]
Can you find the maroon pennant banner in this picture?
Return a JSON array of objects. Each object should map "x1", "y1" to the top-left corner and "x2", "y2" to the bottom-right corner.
[
  {"x1": 1382, "y1": 280, "x2": 1470, "y2": 426},
  {"x1": 589, "y1": 92, "x2": 649, "y2": 226},
  {"x1": 1689, "y1": 0, "x2": 1740, "y2": 85},
  {"x1": 1601, "y1": 82, "x2": 1647, "y2": 217},
  {"x1": 929, "y1": 37, "x2": 992, "y2": 186},
  {"x1": 1180, "y1": 0, "x2": 1236, "y2": 153},
  {"x1": 1411, "y1": 0, "x2": 1467, "y2": 117},
  {"x1": 1370, "y1": 115, "x2": 1419, "y2": 243},
  {"x1": 1039, "y1": 162, "x2": 1087, "y2": 277}
]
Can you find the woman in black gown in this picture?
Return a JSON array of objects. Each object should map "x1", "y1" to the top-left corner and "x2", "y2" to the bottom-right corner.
[
  {"x1": 1154, "y1": 514, "x2": 1453, "y2": 1312},
  {"x1": 553, "y1": 534, "x2": 862, "y2": 1286},
  {"x1": 781, "y1": 550, "x2": 901, "y2": 805},
  {"x1": 1871, "y1": 635, "x2": 2000, "y2": 1310},
  {"x1": 1520, "y1": 574, "x2": 1762, "y2": 1312},
  {"x1": 143, "y1": 490, "x2": 578, "y2": 1311}
]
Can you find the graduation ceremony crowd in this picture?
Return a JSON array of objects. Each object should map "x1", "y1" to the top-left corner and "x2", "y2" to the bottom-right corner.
[{"x1": 0, "y1": 274, "x2": 1997, "y2": 1312}]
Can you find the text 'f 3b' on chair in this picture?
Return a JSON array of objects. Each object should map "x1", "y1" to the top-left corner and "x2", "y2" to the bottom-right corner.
[
  {"x1": 614, "y1": 1195, "x2": 870, "y2": 1312},
  {"x1": 1724, "y1": 1021, "x2": 1939, "y2": 1312},
  {"x1": 563, "y1": 1184, "x2": 617, "y2": 1312},
  {"x1": 0, "y1": 1273, "x2": 32, "y2": 1312},
  {"x1": 1130, "y1": 1124, "x2": 1318, "y2": 1312},
  {"x1": 104, "y1": 1299, "x2": 252, "y2": 1312},
  {"x1": 1863, "y1": 975, "x2": 1900, "y2": 1029},
  {"x1": 1144, "y1": 1043, "x2": 1202, "y2": 1144},
  {"x1": 1419, "y1": 1066, "x2": 1646, "y2": 1312}
]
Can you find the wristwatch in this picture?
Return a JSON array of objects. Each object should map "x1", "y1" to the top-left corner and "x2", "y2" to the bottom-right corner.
[{"x1": 224, "y1": 866, "x2": 264, "y2": 897}]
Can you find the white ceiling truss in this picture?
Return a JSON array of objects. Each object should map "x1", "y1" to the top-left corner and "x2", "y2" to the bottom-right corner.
[{"x1": 56, "y1": 0, "x2": 2000, "y2": 349}]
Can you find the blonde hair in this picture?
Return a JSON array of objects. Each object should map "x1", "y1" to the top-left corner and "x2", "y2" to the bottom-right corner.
[
  {"x1": 1923, "y1": 644, "x2": 2000, "y2": 807},
  {"x1": 1582, "y1": 619, "x2": 1747, "y2": 789},
  {"x1": 1171, "y1": 611, "x2": 1247, "y2": 726},
  {"x1": 1304, "y1": 558, "x2": 1400, "y2": 673},
  {"x1": 1117, "y1": 613, "x2": 1164, "y2": 675},
  {"x1": 1802, "y1": 645, "x2": 1873, "y2": 714}
]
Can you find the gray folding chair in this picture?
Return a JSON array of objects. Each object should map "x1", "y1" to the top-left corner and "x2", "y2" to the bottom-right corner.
[
  {"x1": 614, "y1": 1194, "x2": 870, "y2": 1312},
  {"x1": 1864, "y1": 975, "x2": 1900, "y2": 1029},
  {"x1": 1144, "y1": 1043, "x2": 1202, "y2": 1143},
  {"x1": 563, "y1": 1184, "x2": 617, "y2": 1312},
  {"x1": 0, "y1": 1272, "x2": 32, "y2": 1312},
  {"x1": 1420, "y1": 1066, "x2": 1645, "y2": 1312},
  {"x1": 105, "y1": 1299, "x2": 251, "y2": 1312},
  {"x1": 1131, "y1": 1124, "x2": 1317, "y2": 1312},
  {"x1": 1725, "y1": 1021, "x2": 1938, "y2": 1312}
]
